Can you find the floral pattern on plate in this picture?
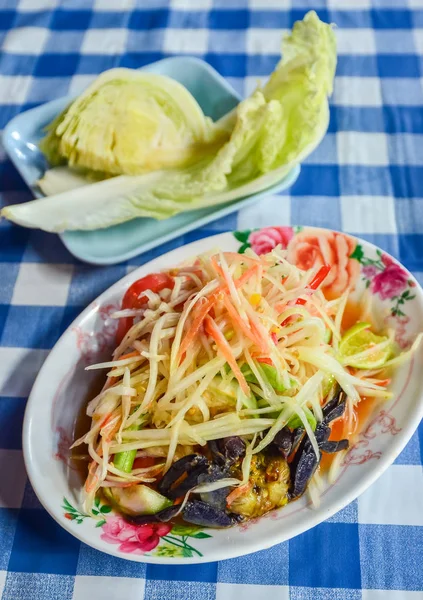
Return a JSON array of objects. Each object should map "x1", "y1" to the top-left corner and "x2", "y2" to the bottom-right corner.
[
  {"x1": 234, "y1": 226, "x2": 416, "y2": 346},
  {"x1": 62, "y1": 497, "x2": 211, "y2": 557}
]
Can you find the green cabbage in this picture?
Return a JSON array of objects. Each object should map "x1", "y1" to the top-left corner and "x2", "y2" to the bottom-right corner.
[
  {"x1": 3, "y1": 11, "x2": 336, "y2": 232},
  {"x1": 39, "y1": 68, "x2": 224, "y2": 176}
]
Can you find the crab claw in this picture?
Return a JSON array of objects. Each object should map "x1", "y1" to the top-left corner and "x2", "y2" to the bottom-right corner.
[
  {"x1": 158, "y1": 454, "x2": 210, "y2": 499},
  {"x1": 323, "y1": 388, "x2": 347, "y2": 423},
  {"x1": 315, "y1": 422, "x2": 331, "y2": 444},
  {"x1": 289, "y1": 417, "x2": 349, "y2": 499},
  {"x1": 198, "y1": 464, "x2": 230, "y2": 511},
  {"x1": 288, "y1": 436, "x2": 321, "y2": 500},
  {"x1": 319, "y1": 439, "x2": 349, "y2": 453},
  {"x1": 183, "y1": 500, "x2": 235, "y2": 528}
]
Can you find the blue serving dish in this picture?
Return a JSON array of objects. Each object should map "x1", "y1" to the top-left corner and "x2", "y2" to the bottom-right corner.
[{"x1": 3, "y1": 57, "x2": 300, "y2": 265}]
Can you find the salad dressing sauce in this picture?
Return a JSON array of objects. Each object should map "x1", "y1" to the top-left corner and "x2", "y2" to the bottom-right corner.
[
  {"x1": 320, "y1": 300, "x2": 382, "y2": 473},
  {"x1": 341, "y1": 299, "x2": 365, "y2": 331}
]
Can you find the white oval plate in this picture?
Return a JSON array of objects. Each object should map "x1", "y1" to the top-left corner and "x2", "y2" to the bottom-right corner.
[{"x1": 23, "y1": 227, "x2": 423, "y2": 564}]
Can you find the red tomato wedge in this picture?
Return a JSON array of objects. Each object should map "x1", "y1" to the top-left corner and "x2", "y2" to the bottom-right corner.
[{"x1": 116, "y1": 273, "x2": 174, "y2": 344}]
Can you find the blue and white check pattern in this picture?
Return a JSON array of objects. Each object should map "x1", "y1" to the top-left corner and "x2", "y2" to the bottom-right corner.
[{"x1": 1, "y1": 0, "x2": 423, "y2": 598}]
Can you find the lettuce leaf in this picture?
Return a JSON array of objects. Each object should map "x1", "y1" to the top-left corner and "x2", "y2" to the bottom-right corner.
[{"x1": 2, "y1": 11, "x2": 336, "y2": 232}]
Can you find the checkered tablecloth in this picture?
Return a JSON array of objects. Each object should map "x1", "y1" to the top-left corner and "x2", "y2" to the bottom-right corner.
[{"x1": 1, "y1": 0, "x2": 423, "y2": 598}]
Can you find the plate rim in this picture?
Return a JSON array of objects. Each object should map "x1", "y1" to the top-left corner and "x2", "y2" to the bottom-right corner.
[
  {"x1": 58, "y1": 165, "x2": 301, "y2": 265},
  {"x1": 22, "y1": 227, "x2": 423, "y2": 563}
]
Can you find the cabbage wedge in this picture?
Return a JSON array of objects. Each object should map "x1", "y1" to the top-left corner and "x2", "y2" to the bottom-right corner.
[
  {"x1": 2, "y1": 11, "x2": 336, "y2": 232},
  {"x1": 39, "y1": 69, "x2": 224, "y2": 176}
]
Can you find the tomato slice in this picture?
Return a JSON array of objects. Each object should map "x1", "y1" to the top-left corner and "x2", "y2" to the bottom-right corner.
[
  {"x1": 116, "y1": 273, "x2": 174, "y2": 344},
  {"x1": 132, "y1": 456, "x2": 157, "y2": 470}
]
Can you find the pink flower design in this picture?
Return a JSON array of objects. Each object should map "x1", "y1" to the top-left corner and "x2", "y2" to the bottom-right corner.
[
  {"x1": 362, "y1": 265, "x2": 378, "y2": 279},
  {"x1": 101, "y1": 516, "x2": 171, "y2": 554},
  {"x1": 381, "y1": 254, "x2": 395, "y2": 267},
  {"x1": 286, "y1": 229, "x2": 360, "y2": 298},
  {"x1": 249, "y1": 227, "x2": 294, "y2": 255},
  {"x1": 392, "y1": 314, "x2": 411, "y2": 349},
  {"x1": 73, "y1": 303, "x2": 119, "y2": 363},
  {"x1": 371, "y1": 259, "x2": 408, "y2": 301},
  {"x1": 101, "y1": 516, "x2": 138, "y2": 544}
]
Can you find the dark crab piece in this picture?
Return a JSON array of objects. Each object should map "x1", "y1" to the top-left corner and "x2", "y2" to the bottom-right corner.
[
  {"x1": 157, "y1": 454, "x2": 210, "y2": 499},
  {"x1": 322, "y1": 387, "x2": 347, "y2": 423},
  {"x1": 288, "y1": 431, "x2": 322, "y2": 499},
  {"x1": 289, "y1": 409, "x2": 349, "y2": 500},
  {"x1": 273, "y1": 427, "x2": 293, "y2": 458},
  {"x1": 183, "y1": 500, "x2": 235, "y2": 528},
  {"x1": 125, "y1": 504, "x2": 180, "y2": 525},
  {"x1": 315, "y1": 422, "x2": 331, "y2": 445},
  {"x1": 273, "y1": 426, "x2": 305, "y2": 459},
  {"x1": 319, "y1": 439, "x2": 349, "y2": 453},
  {"x1": 292, "y1": 427, "x2": 305, "y2": 452},
  {"x1": 198, "y1": 464, "x2": 230, "y2": 511},
  {"x1": 209, "y1": 436, "x2": 246, "y2": 467}
]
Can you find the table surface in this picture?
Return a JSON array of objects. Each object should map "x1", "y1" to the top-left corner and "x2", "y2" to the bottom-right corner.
[{"x1": 1, "y1": 1, "x2": 423, "y2": 599}]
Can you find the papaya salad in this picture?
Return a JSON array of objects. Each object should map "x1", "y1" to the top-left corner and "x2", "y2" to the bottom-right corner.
[{"x1": 72, "y1": 247, "x2": 419, "y2": 528}]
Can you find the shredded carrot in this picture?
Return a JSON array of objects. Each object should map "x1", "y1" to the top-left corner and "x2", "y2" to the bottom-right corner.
[
  {"x1": 178, "y1": 297, "x2": 216, "y2": 358},
  {"x1": 256, "y1": 357, "x2": 273, "y2": 365},
  {"x1": 118, "y1": 351, "x2": 140, "y2": 360},
  {"x1": 247, "y1": 314, "x2": 270, "y2": 353},
  {"x1": 234, "y1": 265, "x2": 258, "y2": 289},
  {"x1": 177, "y1": 266, "x2": 258, "y2": 359},
  {"x1": 210, "y1": 255, "x2": 225, "y2": 279},
  {"x1": 204, "y1": 315, "x2": 251, "y2": 396},
  {"x1": 100, "y1": 410, "x2": 122, "y2": 443},
  {"x1": 85, "y1": 460, "x2": 100, "y2": 493},
  {"x1": 222, "y1": 252, "x2": 261, "y2": 265},
  {"x1": 103, "y1": 419, "x2": 121, "y2": 443},
  {"x1": 226, "y1": 482, "x2": 252, "y2": 507},
  {"x1": 102, "y1": 481, "x2": 139, "y2": 489},
  {"x1": 99, "y1": 412, "x2": 113, "y2": 429},
  {"x1": 103, "y1": 376, "x2": 117, "y2": 390},
  {"x1": 222, "y1": 294, "x2": 258, "y2": 346}
]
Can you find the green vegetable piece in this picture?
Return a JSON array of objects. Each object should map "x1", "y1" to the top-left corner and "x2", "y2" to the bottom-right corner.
[
  {"x1": 113, "y1": 448, "x2": 137, "y2": 473},
  {"x1": 321, "y1": 374, "x2": 336, "y2": 399},
  {"x1": 104, "y1": 485, "x2": 172, "y2": 516},
  {"x1": 287, "y1": 406, "x2": 317, "y2": 431},
  {"x1": 113, "y1": 419, "x2": 144, "y2": 473},
  {"x1": 241, "y1": 363, "x2": 291, "y2": 393},
  {"x1": 2, "y1": 12, "x2": 336, "y2": 232},
  {"x1": 242, "y1": 392, "x2": 258, "y2": 412}
]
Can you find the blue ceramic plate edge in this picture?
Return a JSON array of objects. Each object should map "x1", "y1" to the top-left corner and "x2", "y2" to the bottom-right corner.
[{"x1": 59, "y1": 165, "x2": 301, "y2": 265}]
